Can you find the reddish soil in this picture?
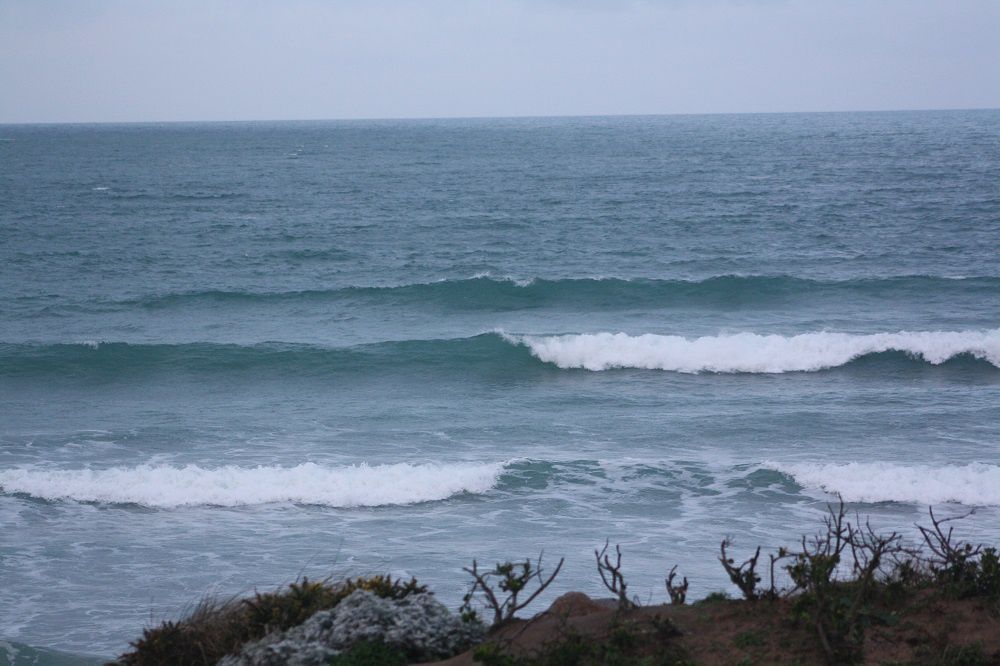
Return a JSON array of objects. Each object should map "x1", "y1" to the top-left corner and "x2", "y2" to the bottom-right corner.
[{"x1": 431, "y1": 591, "x2": 1000, "y2": 665}]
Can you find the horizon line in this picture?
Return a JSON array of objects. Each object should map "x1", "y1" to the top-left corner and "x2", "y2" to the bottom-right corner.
[{"x1": 2, "y1": 106, "x2": 998, "y2": 127}]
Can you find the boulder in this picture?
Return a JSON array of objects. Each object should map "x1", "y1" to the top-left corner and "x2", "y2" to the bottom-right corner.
[
  {"x1": 544, "y1": 592, "x2": 608, "y2": 618},
  {"x1": 220, "y1": 590, "x2": 485, "y2": 665}
]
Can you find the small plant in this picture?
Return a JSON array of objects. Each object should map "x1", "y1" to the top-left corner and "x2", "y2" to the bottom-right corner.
[
  {"x1": 882, "y1": 553, "x2": 928, "y2": 599},
  {"x1": 461, "y1": 554, "x2": 564, "y2": 626},
  {"x1": 918, "y1": 508, "x2": 981, "y2": 586},
  {"x1": 595, "y1": 540, "x2": 637, "y2": 611},
  {"x1": 244, "y1": 574, "x2": 424, "y2": 635},
  {"x1": 472, "y1": 641, "x2": 519, "y2": 666},
  {"x1": 976, "y1": 547, "x2": 1000, "y2": 599},
  {"x1": 665, "y1": 565, "x2": 688, "y2": 605},
  {"x1": 916, "y1": 508, "x2": 1000, "y2": 601},
  {"x1": 719, "y1": 538, "x2": 762, "y2": 601},
  {"x1": 327, "y1": 639, "x2": 408, "y2": 665},
  {"x1": 916, "y1": 642, "x2": 989, "y2": 666},
  {"x1": 336, "y1": 575, "x2": 427, "y2": 603},
  {"x1": 734, "y1": 629, "x2": 765, "y2": 649},
  {"x1": 244, "y1": 577, "x2": 339, "y2": 633}
]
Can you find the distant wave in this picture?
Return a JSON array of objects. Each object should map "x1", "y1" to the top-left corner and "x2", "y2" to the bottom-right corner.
[
  {"x1": 121, "y1": 274, "x2": 1000, "y2": 312},
  {"x1": 0, "y1": 335, "x2": 535, "y2": 378},
  {"x1": 0, "y1": 462, "x2": 506, "y2": 508},
  {"x1": 2, "y1": 329, "x2": 999, "y2": 379},
  {"x1": 507, "y1": 329, "x2": 1000, "y2": 373},
  {"x1": 766, "y1": 461, "x2": 1000, "y2": 506}
]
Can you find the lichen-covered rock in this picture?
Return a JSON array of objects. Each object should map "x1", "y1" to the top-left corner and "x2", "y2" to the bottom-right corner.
[{"x1": 219, "y1": 590, "x2": 485, "y2": 665}]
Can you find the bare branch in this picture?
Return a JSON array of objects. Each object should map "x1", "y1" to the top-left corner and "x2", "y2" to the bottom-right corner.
[
  {"x1": 595, "y1": 540, "x2": 636, "y2": 610},
  {"x1": 719, "y1": 538, "x2": 762, "y2": 601},
  {"x1": 462, "y1": 554, "x2": 564, "y2": 627},
  {"x1": 665, "y1": 565, "x2": 688, "y2": 605}
]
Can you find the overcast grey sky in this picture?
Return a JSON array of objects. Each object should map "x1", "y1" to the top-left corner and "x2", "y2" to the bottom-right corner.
[{"x1": 1, "y1": 0, "x2": 998, "y2": 123}]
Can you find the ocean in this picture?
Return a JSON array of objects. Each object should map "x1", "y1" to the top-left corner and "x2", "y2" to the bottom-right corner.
[{"x1": 1, "y1": 111, "x2": 999, "y2": 661}]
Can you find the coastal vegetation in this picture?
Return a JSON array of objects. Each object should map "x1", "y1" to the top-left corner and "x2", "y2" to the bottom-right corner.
[
  {"x1": 115, "y1": 503, "x2": 999, "y2": 665},
  {"x1": 119, "y1": 576, "x2": 432, "y2": 665}
]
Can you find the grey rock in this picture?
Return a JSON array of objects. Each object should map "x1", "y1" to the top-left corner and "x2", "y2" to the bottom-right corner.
[{"x1": 220, "y1": 590, "x2": 485, "y2": 665}]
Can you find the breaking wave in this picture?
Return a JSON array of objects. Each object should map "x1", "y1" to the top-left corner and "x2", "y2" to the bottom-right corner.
[
  {"x1": 765, "y1": 461, "x2": 1000, "y2": 506},
  {"x1": 3, "y1": 328, "x2": 998, "y2": 379},
  {"x1": 508, "y1": 329, "x2": 1000, "y2": 373},
  {"x1": 0, "y1": 461, "x2": 507, "y2": 508}
]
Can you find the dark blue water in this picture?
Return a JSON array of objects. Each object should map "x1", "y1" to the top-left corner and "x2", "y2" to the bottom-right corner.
[{"x1": 2, "y1": 111, "x2": 999, "y2": 659}]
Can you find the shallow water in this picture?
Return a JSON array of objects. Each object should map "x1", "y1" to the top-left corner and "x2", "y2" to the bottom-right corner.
[{"x1": 1, "y1": 111, "x2": 999, "y2": 658}]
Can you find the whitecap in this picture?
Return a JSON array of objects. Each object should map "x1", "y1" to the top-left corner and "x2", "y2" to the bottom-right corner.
[
  {"x1": 504, "y1": 329, "x2": 1000, "y2": 373},
  {"x1": 764, "y1": 461, "x2": 1000, "y2": 506},
  {"x1": 0, "y1": 461, "x2": 507, "y2": 508}
]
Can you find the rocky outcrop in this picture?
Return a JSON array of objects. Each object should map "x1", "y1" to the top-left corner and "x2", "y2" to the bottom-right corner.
[{"x1": 219, "y1": 589, "x2": 485, "y2": 665}]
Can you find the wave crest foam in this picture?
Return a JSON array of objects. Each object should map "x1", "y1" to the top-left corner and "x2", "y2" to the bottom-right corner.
[
  {"x1": 507, "y1": 329, "x2": 1000, "y2": 373},
  {"x1": 0, "y1": 462, "x2": 505, "y2": 508},
  {"x1": 766, "y1": 461, "x2": 1000, "y2": 506}
]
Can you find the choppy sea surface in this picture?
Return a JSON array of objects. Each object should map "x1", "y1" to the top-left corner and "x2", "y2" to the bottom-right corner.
[{"x1": 1, "y1": 111, "x2": 999, "y2": 661}]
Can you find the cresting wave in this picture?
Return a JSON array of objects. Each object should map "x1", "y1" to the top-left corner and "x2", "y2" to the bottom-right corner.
[
  {"x1": 101, "y1": 274, "x2": 1000, "y2": 312},
  {"x1": 766, "y1": 461, "x2": 1000, "y2": 506},
  {"x1": 3, "y1": 329, "x2": 1000, "y2": 378},
  {"x1": 6, "y1": 458, "x2": 997, "y2": 510},
  {"x1": 0, "y1": 462, "x2": 506, "y2": 508},
  {"x1": 508, "y1": 329, "x2": 1000, "y2": 373}
]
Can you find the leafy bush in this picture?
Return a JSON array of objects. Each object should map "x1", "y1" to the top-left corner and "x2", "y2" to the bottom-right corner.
[
  {"x1": 698, "y1": 591, "x2": 730, "y2": 604},
  {"x1": 243, "y1": 577, "x2": 341, "y2": 634}
]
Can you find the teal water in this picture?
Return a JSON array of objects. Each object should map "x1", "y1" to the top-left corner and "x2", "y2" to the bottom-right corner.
[{"x1": 1, "y1": 111, "x2": 999, "y2": 659}]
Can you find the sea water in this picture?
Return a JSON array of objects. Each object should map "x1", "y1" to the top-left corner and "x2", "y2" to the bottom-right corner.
[{"x1": 1, "y1": 111, "x2": 999, "y2": 660}]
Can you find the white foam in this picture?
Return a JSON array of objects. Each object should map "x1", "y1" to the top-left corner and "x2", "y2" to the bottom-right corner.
[
  {"x1": 469, "y1": 272, "x2": 535, "y2": 287},
  {"x1": 765, "y1": 461, "x2": 1000, "y2": 506},
  {"x1": 0, "y1": 461, "x2": 506, "y2": 508},
  {"x1": 505, "y1": 329, "x2": 1000, "y2": 373}
]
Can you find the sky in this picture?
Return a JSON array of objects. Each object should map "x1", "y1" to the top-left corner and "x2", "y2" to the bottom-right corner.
[{"x1": 1, "y1": 0, "x2": 999, "y2": 123}]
